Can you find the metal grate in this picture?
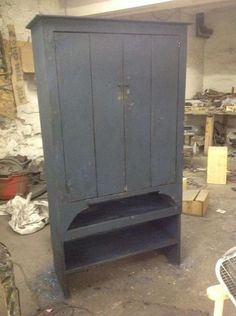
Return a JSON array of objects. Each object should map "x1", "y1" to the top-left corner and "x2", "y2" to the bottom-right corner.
[
  {"x1": 216, "y1": 248, "x2": 236, "y2": 306},
  {"x1": 219, "y1": 256, "x2": 236, "y2": 300}
]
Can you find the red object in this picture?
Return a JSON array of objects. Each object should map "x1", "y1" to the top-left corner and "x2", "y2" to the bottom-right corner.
[{"x1": 0, "y1": 174, "x2": 29, "y2": 200}]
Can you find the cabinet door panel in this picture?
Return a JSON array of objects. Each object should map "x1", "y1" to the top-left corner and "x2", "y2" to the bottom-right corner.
[
  {"x1": 123, "y1": 35, "x2": 152, "y2": 191},
  {"x1": 91, "y1": 34, "x2": 125, "y2": 196},
  {"x1": 151, "y1": 36, "x2": 179, "y2": 186},
  {"x1": 55, "y1": 33, "x2": 97, "y2": 200}
]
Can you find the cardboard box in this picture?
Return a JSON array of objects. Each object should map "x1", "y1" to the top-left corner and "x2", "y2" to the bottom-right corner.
[{"x1": 183, "y1": 189, "x2": 209, "y2": 216}]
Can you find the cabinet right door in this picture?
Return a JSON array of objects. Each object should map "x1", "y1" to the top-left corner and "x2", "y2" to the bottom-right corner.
[{"x1": 151, "y1": 35, "x2": 180, "y2": 186}]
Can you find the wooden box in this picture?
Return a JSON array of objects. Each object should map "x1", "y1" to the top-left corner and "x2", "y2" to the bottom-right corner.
[{"x1": 183, "y1": 190, "x2": 209, "y2": 216}]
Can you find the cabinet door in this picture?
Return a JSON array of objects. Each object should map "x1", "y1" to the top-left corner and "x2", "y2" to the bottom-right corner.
[
  {"x1": 151, "y1": 35, "x2": 179, "y2": 186},
  {"x1": 90, "y1": 34, "x2": 125, "y2": 196},
  {"x1": 55, "y1": 33, "x2": 97, "y2": 201},
  {"x1": 123, "y1": 35, "x2": 152, "y2": 191}
]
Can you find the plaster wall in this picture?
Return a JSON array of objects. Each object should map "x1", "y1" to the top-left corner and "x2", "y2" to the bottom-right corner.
[
  {"x1": 203, "y1": 6, "x2": 236, "y2": 92},
  {"x1": 115, "y1": 9, "x2": 205, "y2": 99}
]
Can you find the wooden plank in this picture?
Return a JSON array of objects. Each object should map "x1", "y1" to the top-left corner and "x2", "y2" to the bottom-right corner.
[
  {"x1": 182, "y1": 177, "x2": 187, "y2": 190},
  {"x1": 7, "y1": 24, "x2": 27, "y2": 106},
  {"x1": 3, "y1": 40, "x2": 35, "y2": 73},
  {"x1": 0, "y1": 32, "x2": 16, "y2": 118},
  {"x1": 151, "y1": 35, "x2": 179, "y2": 185},
  {"x1": 204, "y1": 115, "x2": 214, "y2": 155},
  {"x1": 65, "y1": 206, "x2": 178, "y2": 241},
  {"x1": 0, "y1": 88, "x2": 16, "y2": 119},
  {"x1": 207, "y1": 146, "x2": 228, "y2": 184},
  {"x1": 91, "y1": 33, "x2": 125, "y2": 196},
  {"x1": 54, "y1": 32, "x2": 97, "y2": 200},
  {"x1": 124, "y1": 35, "x2": 151, "y2": 191},
  {"x1": 20, "y1": 42, "x2": 35, "y2": 73},
  {"x1": 185, "y1": 111, "x2": 236, "y2": 116}
]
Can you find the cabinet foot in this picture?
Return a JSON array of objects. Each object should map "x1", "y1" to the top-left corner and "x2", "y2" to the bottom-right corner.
[{"x1": 164, "y1": 244, "x2": 181, "y2": 265}]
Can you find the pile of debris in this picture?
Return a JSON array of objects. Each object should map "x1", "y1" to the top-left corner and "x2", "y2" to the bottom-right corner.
[
  {"x1": 0, "y1": 155, "x2": 48, "y2": 235},
  {"x1": 185, "y1": 88, "x2": 236, "y2": 113}
]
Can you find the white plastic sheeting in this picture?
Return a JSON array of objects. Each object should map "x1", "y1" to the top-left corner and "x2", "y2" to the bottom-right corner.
[{"x1": 0, "y1": 193, "x2": 49, "y2": 234}]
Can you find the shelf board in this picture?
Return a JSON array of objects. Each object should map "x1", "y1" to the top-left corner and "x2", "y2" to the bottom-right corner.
[
  {"x1": 65, "y1": 193, "x2": 178, "y2": 240},
  {"x1": 65, "y1": 221, "x2": 178, "y2": 273}
]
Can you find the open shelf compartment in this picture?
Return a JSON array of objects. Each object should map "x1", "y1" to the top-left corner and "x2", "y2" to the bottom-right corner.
[
  {"x1": 66, "y1": 192, "x2": 178, "y2": 240},
  {"x1": 64, "y1": 216, "x2": 179, "y2": 273}
]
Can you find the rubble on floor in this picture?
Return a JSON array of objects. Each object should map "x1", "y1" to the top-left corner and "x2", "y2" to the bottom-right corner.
[{"x1": 0, "y1": 155, "x2": 48, "y2": 234}]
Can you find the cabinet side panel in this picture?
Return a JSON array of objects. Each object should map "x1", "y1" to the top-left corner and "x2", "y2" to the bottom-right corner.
[
  {"x1": 91, "y1": 34, "x2": 125, "y2": 196},
  {"x1": 31, "y1": 23, "x2": 68, "y2": 293},
  {"x1": 123, "y1": 35, "x2": 152, "y2": 191},
  {"x1": 54, "y1": 32, "x2": 97, "y2": 200},
  {"x1": 151, "y1": 35, "x2": 179, "y2": 186}
]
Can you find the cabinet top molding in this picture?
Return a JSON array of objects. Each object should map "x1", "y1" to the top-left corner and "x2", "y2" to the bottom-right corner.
[{"x1": 27, "y1": 14, "x2": 190, "y2": 30}]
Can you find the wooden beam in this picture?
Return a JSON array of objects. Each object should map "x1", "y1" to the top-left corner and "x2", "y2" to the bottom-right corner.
[
  {"x1": 7, "y1": 24, "x2": 27, "y2": 106},
  {"x1": 0, "y1": 32, "x2": 16, "y2": 118},
  {"x1": 20, "y1": 42, "x2": 35, "y2": 73},
  {"x1": 204, "y1": 115, "x2": 214, "y2": 155}
]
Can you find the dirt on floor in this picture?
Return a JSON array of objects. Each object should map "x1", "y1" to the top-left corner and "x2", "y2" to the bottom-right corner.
[{"x1": 0, "y1": 170, "x2": 236, "y2": 316}]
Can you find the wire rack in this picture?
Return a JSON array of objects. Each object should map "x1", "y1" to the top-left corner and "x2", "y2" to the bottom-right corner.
[{"x1": 216, "y1": 248, "x2": 236, "y2": 306}]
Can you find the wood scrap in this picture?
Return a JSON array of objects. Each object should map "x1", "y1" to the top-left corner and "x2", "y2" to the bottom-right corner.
[
  {"x1": 19, "y1": 41, "x2": 34, "y2": 73},
  {"x1": 183, "y1": 177, "x2": 187, "y2": 190},
  {"x1": 207, "y1": 146, "x2": 228, "y2": 184},
  {"x1": 204, "y1": 116, "x2": 214, "y2": 155},
  {"x1": 0, "y1": 32, "x2": 16, "y2": 118},
  {"x1": 7, "y1": 24, "x2": 27, "y2": 106}
]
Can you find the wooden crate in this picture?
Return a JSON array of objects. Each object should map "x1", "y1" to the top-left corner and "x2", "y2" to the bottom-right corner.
[{"x1": 183, "y1": 189, "x2": 209, "y2": 216}]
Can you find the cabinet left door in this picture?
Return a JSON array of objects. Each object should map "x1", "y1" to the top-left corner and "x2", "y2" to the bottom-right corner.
[{"x1": 54, "y1": 32, "x2": 97, "y2": 201}]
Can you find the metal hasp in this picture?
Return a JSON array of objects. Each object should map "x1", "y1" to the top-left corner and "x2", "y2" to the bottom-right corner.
[{"x1": 27, "y1": 16, "x2": 188, "y2": 297}]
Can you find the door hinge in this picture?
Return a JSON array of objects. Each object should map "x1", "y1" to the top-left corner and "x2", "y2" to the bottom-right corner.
[{"x1": 178, "y1": 41, "x2": 181, "y2": 48}]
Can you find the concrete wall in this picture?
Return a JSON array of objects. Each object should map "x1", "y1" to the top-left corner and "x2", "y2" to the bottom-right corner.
[
  {"x1": 115, "y1": 4, "x2": 236, "y2": 98},
  {"x1": 204, "y1": 6, "x2": 236, "y2": 92},
  {"x1": 185, "y1": 13, "x2": 205, "y2": 99},
  {"x1": 186, "y1": 6, "x2": 236, "y2": 133}
]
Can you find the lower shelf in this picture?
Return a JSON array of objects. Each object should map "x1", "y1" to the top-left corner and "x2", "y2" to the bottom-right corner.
[{"x1": 64, "y1": 218, "x2": 178, "y2": 273}]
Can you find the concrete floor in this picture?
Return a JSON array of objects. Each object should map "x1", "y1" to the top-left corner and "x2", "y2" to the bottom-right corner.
[{"x1": 0, "y1": 170, "x2": 236, "y2": 315}]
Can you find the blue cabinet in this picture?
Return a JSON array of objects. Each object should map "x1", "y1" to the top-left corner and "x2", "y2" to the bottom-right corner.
[{"x1": 28, "y1": 16, "x2": 187, "y2": 296}]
